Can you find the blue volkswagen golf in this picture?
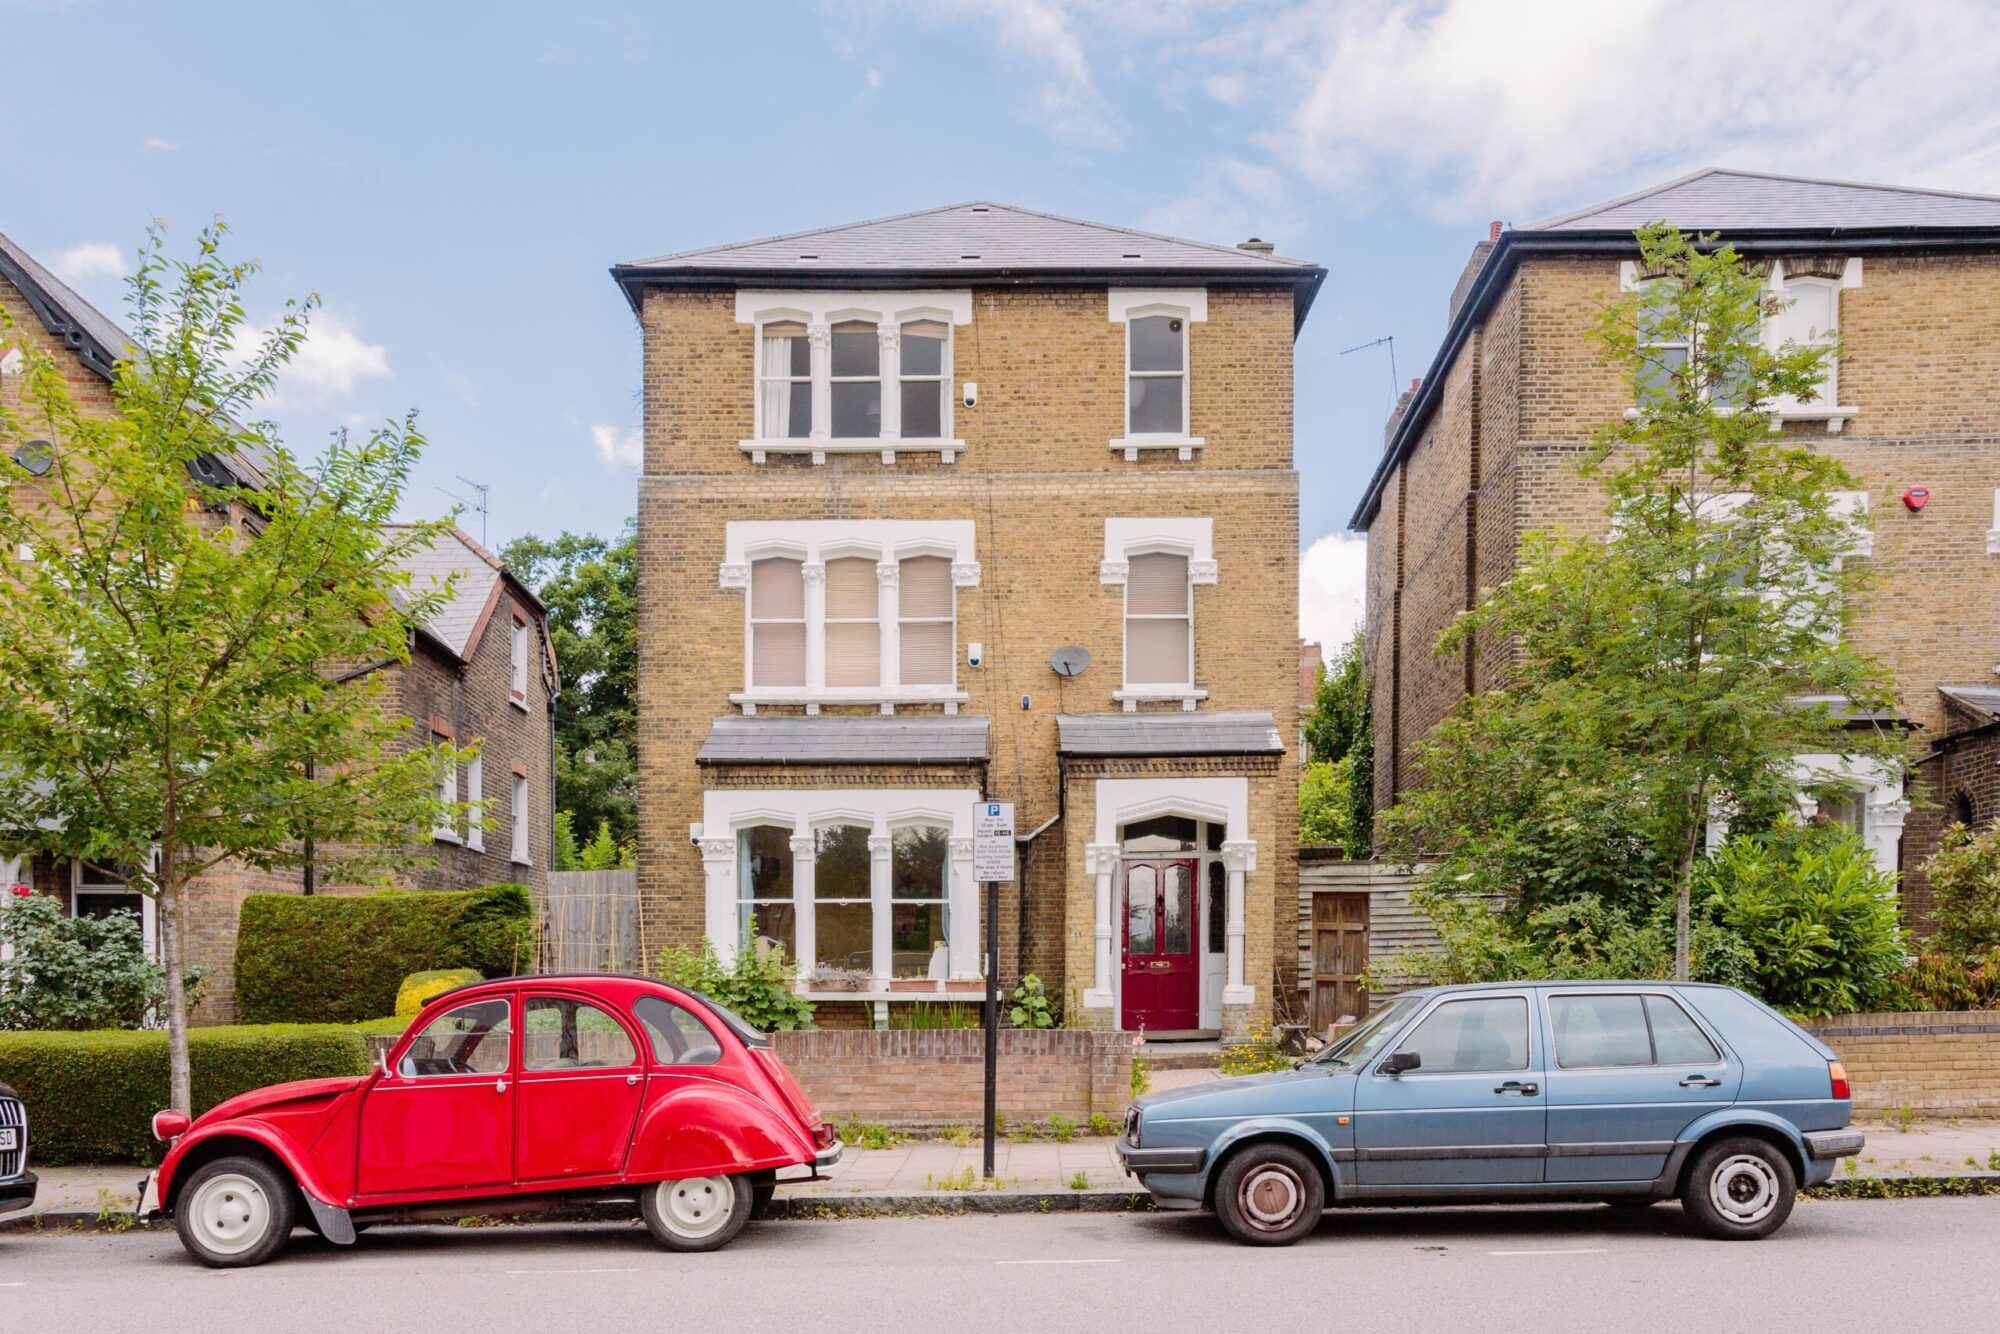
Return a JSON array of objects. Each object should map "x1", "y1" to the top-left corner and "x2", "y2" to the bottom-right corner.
[{"x1": 1116, "y1": 982, "x2": 1863, "y2": 1245}]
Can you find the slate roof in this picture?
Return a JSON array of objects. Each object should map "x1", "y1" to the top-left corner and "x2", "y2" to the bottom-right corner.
[
  {"x1": 696, "y1": 715, "x2": 991, "y2": 767},
  {"x1": 612, "y1": 202, "x2": 1326, "y2": 328},
  {"x1": 1787, "y1": 695, "x2": 1910, "y2": 728},
  {"x1": 1525, "y1": 168, "x2": 2000, "y2": 233},
  {"x1": 1056, "y1": 711, "x2": 1285, "y2": 758},
  {"x1": 385, "y1": 524, "x2": 513, "y2": 663},
  {"x1": 1939, "y1": 685, "x2": 2000, "y2": 723}
]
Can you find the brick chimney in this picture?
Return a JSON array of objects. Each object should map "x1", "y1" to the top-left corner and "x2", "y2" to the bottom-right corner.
[
  {"x1": 1237, "y1": 237, "x2": 1275, "y2": 254},
  {"x1": 1448, "y1": 221, "x2": 1504, "y2": 323},
  {"x1": 1385, "y1": 377, "x2": 1422, "y2": 449}
]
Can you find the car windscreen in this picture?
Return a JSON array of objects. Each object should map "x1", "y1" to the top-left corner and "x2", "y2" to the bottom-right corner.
[
  {"x1": 1311, "y1": 994, "x2": 1421, "y2": 1067},
  {"x1": 689, "y1": 991, "x2": 773, "y2": 1049}
]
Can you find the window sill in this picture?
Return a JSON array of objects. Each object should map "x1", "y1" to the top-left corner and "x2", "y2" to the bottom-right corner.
[
  {"x1": 433, "y1": 832, "x2": 462, "y2": 846},
  {"x1": 1621, "y1": 405, "x2": 1859, "y2": 433},
  {"x1": 1988, "y1": 528, "x2": 2000, "y2": 556},
  {"x1": 1109, "y1": 435, "x2": 1204, "y2": 462},
  {"x1": 731, "y1": 686, "x2": 970, "y2": 717},
  {"x1": 511, "y1": 856, "x2": 532, "y2": 868},
  {"x1": 467, "y1": 840, "x2": 485, "y2": 854},
  {"x1": 1113, "y1": 687, "x2": 1208, "y2": 713},
  {"x1": 509, "y1": 694, "x2": 529, "y2": 713},
  {"x1": 740, "y1": 438, "x2": 966, "y2": 465}
]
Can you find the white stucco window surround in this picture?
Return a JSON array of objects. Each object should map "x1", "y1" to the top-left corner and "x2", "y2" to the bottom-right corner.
[
  {"x1": 736, "y1": 290, "x2": 973, "y2": 464},
  {"x1": 696, "y1": 789, "x2": 982, "y2": 995},
  {"x1": 721, "y1": 519, "x2": 979, "y2": 715},
  {"x1": 1108, "y1": 288, "x2": 1206, "y2": 460},
  {"x1": 1082, "y1": 777, "x2": 1254, "y2": 1020},
  {"x1": 1703, "y1": 754, "x2": 1907, "y2": 876},
  {"x1": 1100, "y1": 518, "x2": 1214, "y2": 711},
  {"x1": 1986, "y1": 489, "x2": 2000, "y2": 556}
]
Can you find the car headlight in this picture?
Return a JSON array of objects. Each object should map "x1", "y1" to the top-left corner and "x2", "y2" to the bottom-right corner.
[{"x1": 1123, "y1": 1106, "x2": 1141, "y2": 1144}]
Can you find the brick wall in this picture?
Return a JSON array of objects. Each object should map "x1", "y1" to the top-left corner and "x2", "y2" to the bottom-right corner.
[
  {"x1": 1809, "y1": 1011, "x2": 2000, "y2": 1116},
  {"x1": 769, "y1": 1028, "x2": 1134, "y2": 1123}
]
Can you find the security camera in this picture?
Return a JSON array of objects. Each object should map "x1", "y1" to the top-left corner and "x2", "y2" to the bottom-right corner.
[
  {"x1": 688, "y1": 823, "x2": 703, "y2": 847},
  {"x1": 967, "y1": 642, "x2": 984, "y2": 668},
  {"x1": 962, "y1": 381, "x2": 978, "y2": 409}
]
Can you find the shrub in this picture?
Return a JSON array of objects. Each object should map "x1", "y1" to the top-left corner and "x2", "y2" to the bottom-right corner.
[
  {"x1": 657, "y1": 932, "x2": 814, "y2": 1032},
  {"x1": 235, "y1": 884, "x2": 533, "y2": 1024},
  {"x1": 1218, "y1": 1023, "x2": 1293, "y2": 1076},
  {"x1": 1693, "y1": 827, "x2": 1906, "y2": 1017},
  {"x1": 1921, "y1": 824, "x2": 2000, "y2": 955},
  {"x1": 1896, "y1": 948, "x2": 2000, "y2": 1012},
  {"x1": 0, "y1": 890, "x2": 204, "y2": 1031},
  {"x1": 1007, "y1": 974, "x2": 1059, "y2": 1029},
  {"x1": 0, "y1": 1019, "x2": 401, "y2": 1164},
  {"x1": 394, "y1": 968, "x2": 482, "y2": 1018}
]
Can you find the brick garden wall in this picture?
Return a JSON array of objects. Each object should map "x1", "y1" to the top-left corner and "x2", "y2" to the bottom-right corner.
[
  {"x1": 1809, "y1": 1011, "x2": 2000, "y2": 1116},
  {"x1": 769, "y1": 1028, "x2": 1134, "y2": 1124}
]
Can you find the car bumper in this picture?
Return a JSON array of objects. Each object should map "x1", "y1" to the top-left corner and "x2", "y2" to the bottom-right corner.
[
  {"x1": 815, "y1": 1141, "x2": 843, "y2": 1171},
  {"x1": 0, "y1": 1172, "x2": 36, "y2": 1215},
  {"x1": 139, "y1": 1170, "x2": 162, "y2": 1219},
  {"x1": 1803, "y1": 1129, "x2": 1866, "y2": 1161},
  {"x1": 1115, "y1": 1135, "x2": 1206, "y2": 1177}
]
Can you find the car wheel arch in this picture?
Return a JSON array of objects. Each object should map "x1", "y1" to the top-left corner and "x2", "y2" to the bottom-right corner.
[
  {"x1": 1674, "y1": 1120, "x2": 1807, "y2": 1197},
  {"x1": 1201, "y1": 1128, "x2": 1339, "y2": 1211},
  {"x1": 165, "y1": 1134, "x2": 296, "y2": 1214}
]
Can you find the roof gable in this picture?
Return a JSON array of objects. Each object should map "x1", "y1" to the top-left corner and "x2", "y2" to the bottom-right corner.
[
  {"x1": 1526, "y1": 168, "x2": 2000, "y2": 232},
  {"x1": 387, "y1": 525, "x2": 523, "y2": 663}
]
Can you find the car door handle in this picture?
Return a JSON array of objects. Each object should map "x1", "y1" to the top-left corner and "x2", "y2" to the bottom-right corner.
[
  {"x1": 1494, "y1": 1081, "x2": 1539, "y2": 1096},
  {"x1": 626, "y1": 1074, "x2": 641, "y2": 1087},
  {"x1": 1679, "y1": 1075, "x2": 1722, "y2": 1088},
  {"x1": 494, "y1": 1077, "x2": 509, "y2": 1094}
]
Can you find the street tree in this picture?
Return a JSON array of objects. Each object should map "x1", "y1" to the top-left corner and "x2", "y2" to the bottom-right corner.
[
  {"x1": 0, "y1": 223, "x2": 468, "y2": 1112},
  {"x1": 1379, "y1": 223, "x2": 1904, "y2": 979}
]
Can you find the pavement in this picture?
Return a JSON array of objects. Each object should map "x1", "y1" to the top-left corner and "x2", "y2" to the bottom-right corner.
[{"x1": 5, "y1": 1199, "x2": 1999, "y2": 1332}]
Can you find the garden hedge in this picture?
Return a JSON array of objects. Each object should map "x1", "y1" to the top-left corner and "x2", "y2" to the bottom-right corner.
[
  {"x1": 0, "y1": 1020, "x2": 401, "y2": 1165},
  {"x1": 235, "y1": 884, "x2": 533, "y2": 1024}
]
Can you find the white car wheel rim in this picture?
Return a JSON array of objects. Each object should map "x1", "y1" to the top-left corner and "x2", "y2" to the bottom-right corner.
[
  {"x1": 1709, "y1": 1154, "x2": 1778, "y2": 1225},
  {"x1": 188, "y1": 1172, "x2": 273, "y2": 1255},
  {"x1": 657, "y1": 1177, "x2": 733, "y2": 1239},
  {"x1": 1240, "y1": 1165, "x2": 1303, "y2": 1230}
]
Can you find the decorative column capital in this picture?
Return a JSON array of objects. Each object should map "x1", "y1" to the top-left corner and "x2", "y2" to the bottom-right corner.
[
  {"x1": 1189, "y1": 559, "x2": 1219, "y2": 585},
  {"x1": 948, "y1": 836, "x2": 976, "y2": 860},
  {"x1": 789, "y1": 833, "x2": 817, "y2": 857},
  {"x1": 718, "y1": 563, "x2": 750, "y2": 591},
  {"x1": 1084, "y1": 842, "x2": 1121, "y2": 876},
  {"x1": 876, "y1": 560, "x2": 900, "y2": 588},
  {"x1": 876, "y1": 325, "x2": 901, "y2": 354},
  {"x1": 951, "y1": 561, "x2": 982, "y2": 588},
  {"x1": 1099, "y1": 560, "x2": 1128, "y2": 585},
  {"x1": 801, "y1": 561, "x2": 826, "y2": 587},
  {"x1": 868, "y1": 833, "x2": 894, "y2": 858},
  {"x1": 699, "y1": 836, "x2": 736, "y2": 864},
  {"x1": 806, "y1": 322, "x2": 831, "y2": 351},
  {"x1": 1220, "y1": 840, "x2": 1257, "y2": 872}
]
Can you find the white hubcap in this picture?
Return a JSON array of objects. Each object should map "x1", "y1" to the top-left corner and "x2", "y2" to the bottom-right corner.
[
  {"x1": 188, "y1": 1173, "x2": 273, "y2": 1255},
  {"x1": 657, "y1": 1177, "x2": 733, "y2": 1239},
  {"x1": 1709, "y1": 1154, "x2": 1779, "y2": 1224},
  {"x1": 1241, "y1": 1165, "x2": 1303, "y2": 1230}
]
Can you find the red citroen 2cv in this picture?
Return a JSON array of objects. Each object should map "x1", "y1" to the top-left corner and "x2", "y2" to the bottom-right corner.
[{"x1": 141, "y1": 975, "x2": 839, "y2": 1267}]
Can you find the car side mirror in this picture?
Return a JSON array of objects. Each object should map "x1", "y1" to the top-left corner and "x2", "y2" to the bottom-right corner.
[{"x1": 1380, "y1": 1050, "x2": 1421, "y2": 1076}]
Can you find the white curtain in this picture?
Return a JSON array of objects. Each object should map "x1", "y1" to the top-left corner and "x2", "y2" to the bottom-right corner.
[{"x1": 762, "y1": 337, "x2": 791, "y2": 438}]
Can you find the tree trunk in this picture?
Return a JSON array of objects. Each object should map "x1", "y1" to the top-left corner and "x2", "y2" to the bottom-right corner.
[
  {"x1": 1673, "y1": 873, "x2": 1691, "y2": 984},
  {"x1": 160, "y1": 863, "x2": 192, "y2": 1115}
]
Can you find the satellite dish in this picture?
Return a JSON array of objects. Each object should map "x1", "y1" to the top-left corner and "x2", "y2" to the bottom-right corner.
[
  {"x1": 1049, "y1": 645, "x2": 1091, "y2": 678},
  {"x1": 11, "y1": 440, "x2": 54, "y2": 477}
]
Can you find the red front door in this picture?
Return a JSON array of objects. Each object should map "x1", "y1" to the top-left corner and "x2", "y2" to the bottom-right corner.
[{"x1": 1121, "y1": 859, "x2": 1199, "y2": 1032}]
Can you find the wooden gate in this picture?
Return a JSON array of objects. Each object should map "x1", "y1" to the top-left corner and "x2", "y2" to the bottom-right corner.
[{"x1": 1310, "y1": 891, "x2": 1369, "y2": 1033}]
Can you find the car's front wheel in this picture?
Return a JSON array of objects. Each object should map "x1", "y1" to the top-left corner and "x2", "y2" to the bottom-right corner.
[
  {"x1": 639, "y1": 1174, "x2": 754, "y2": 1252},
  {"x1": 1681, "y1": 1137, "x2": 1797, "y2": 1240},
  {"x1": 1212, "y1": 1143, "x2": 1325, "y2": 1247},
  {"x1": 173, "y1": 1156, "x2": 295, "y2": 1268}
]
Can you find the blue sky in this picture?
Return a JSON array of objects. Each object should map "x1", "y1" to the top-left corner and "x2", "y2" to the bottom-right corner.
[{"x1": 4, "y1": 0, "x2": 1992, "y2": 646}]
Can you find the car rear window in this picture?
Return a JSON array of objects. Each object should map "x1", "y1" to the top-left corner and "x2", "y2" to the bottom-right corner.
[
  {"x1": 687, "y1": 991, "x2": 772, "y2": 1049},
  {"x1": 633, "y1": 995, "x2": 724, "y2": 1066}
]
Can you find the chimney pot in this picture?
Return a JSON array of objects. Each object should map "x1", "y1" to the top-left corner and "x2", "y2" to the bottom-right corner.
[
  {"x1": 1488, "y1": 220, "x2": 1503, "y2": 241},
  {"x1": 1237, "y1": 237, "x2": 1275, "y2": 253},
  {"x1": 1409, "y1": 378, "x2": 1422, "y2": 392}
]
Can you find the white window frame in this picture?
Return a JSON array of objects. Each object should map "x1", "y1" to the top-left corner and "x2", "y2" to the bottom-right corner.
[
  {"x1": 721, "y1": 520, "x2": 978, "y2": 714},
  {"x1": 465, "y1": 755, "x2": 485, "y2": 852},
  {"x1": 896, "y1": 318, "x2": 952, "y2": 443},
  {"x1": 1108, "y1": 288, "x2": 1206, "y2": 460},
  {"x1": 433, "y1": 740, "x2": 460, "y2": 844},
  {"x1": 511, "y1": 774, "x2": 531, "y2": 866},
  {"x1": 737, "y1": 290, "x2": 971, "y2": 464},
  {"x1": 509, "y1": 618, "x2": 531, "y2": 711},
  {"x1": 70, "y1": 857, "x2": 159, "y2": 958},
  {"x1": 698, "y1": 789, "x2": 980, "y2": 994},
  {"x1": 747, "y1": 552, "x2": 811, "y2": 690},
  {"x1": 757, "y1": 318, "x2": 815, "y2": 442},
  {"x1": 1100, "y1": 518, "x2": 1215, "y2": 711},
  {"x1": 1766, "y1": 268, "x2": 1843, "y2": 419}
]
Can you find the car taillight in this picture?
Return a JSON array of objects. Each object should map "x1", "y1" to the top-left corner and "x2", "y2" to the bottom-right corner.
[
  {"x1": 152, "y1": 1110, "x2": 190, "y2": 1142},
  {"x1": 1828, "y1": 1060, "x2": 1850, "y2": 1101},
  {"x1": 813, "y1": 1121, "x2": 837, "y2": 1151}
]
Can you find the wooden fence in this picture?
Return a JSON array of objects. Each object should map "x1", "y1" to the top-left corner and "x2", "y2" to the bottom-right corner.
[{"x1": 538, "y1": 869, "x2": 640, "y2": 974}]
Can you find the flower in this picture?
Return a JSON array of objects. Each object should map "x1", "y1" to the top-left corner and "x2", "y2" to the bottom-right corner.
[{"x1": 9, "y1": 884, "x2": 29, "y2": 898}]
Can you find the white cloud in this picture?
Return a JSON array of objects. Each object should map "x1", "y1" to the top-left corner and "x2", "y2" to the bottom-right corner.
[
  {"x1": 591, "y1": 424, "x2": 642, "y2": 469},
  {"x1": 231, "y1": 309, "x2": 391, "y2": 406},
  {"x1": 144, "y1": 137, "x2": 175, "y2": 151},
  {"x1": 1299, "y1": 531, "x2": 1365, "y2": 650},
  {"x1": 51, "y1": 241, "x2": 128, "y2": 286},
  {"x1": 1201, "y1": 72, "x2": 1245, "y2": 106},
  {"x1": 1144, "y1": 158, "x2": 1304, "y2": 252}
]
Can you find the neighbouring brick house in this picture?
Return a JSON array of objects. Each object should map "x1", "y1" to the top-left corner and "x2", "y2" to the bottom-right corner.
[
  {"x1": 616, "y1": 203, "x2": 1324, "y2": 1038},
  {"x1": 1353, "y1": 169, "x2": 2000, "y2": 928},
  {"x1": 0, "y1": 230, "x2": 558, "y2": 1020}
]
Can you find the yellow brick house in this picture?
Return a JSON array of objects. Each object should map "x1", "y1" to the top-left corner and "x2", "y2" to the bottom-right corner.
[{"x1": 615, "y1": 204, "x2": 1323, "y2": 1037}]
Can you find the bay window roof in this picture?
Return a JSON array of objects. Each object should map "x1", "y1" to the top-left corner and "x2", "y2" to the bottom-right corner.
[{"x1": 696, "y1": 715, "x2": 990, "y2": 767}]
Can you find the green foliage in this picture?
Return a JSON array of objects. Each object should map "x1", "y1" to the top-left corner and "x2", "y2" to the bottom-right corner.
[
  {"x1": 577, "y1": 818, "x2": 634, "y2": 871},
  {"x1": 1380, "y1": 224, "x2": 1903, "y2": 979},
  {"x1": 1896, "y1": 949, "x2": 2000, "y2": 1011},
  {"x1": 500, "y1": 525, "x2": 637, "y2": 851},
  {"x1": 1369, "y1": 890, "x2": 1675, "y2": 991},
  {"x1": 235, "y1": 885, "x2": 532, "y2": 1024},
  {"x1": 834, "y1": 1119, "x2": 901, "y2": 1151},
  {"x1": 0, "y1": 1019, "x2": 401, "y2": 1164},
  {"x1": 1218, "y1": 1023, "x2": 1294, "y2": 1076},
  {"x1": 1301, "y1": 630, "x2": 1373, "y2": 855},
  {"x1": 1130, "y1": 1050, "x2": 1150, "y2": 1097},
  {"x1": 895, "y1": 1001, "x2": 979, "y2": 1030},
  {"x1": 1007, "y1": 973, "x2": 1059, "y2": 1029},
  {"x1": 1068, "y1": 1170, "x2": 1091, "y2": 1191},
  {"x1": 1693, "y1": 827, "x2": 1906, "y2": 1017},
  {"x1": 1047, "y1": 1114, "x2": 1076, "y2": 1143},
  {"x1": 1087, "y1": 1113, "x2": 1116, "y2": 1137},
  {"x1": 1921, "y1": 823, "x2": 2000, "y2": 955},
  {"x1": 553, "y1": 810, "x2": 582, "y2": 871},
  {"x1": 0, "y1": 891, "x2": 203, "y2": 1030},
  {"x1": 394, "y1": 968, "x2": 483, "y2": 1018},
  {"x1": 657, "y1": 931, "x2": 814, "y2": 1032}
]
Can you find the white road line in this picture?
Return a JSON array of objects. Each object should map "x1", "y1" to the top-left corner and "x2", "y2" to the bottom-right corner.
[
  {"x1": 1486, "y1": 1248, "x2": 1607, "y2": 1256},
  {"x1": 995, "y1": 1258, "x2": 1124, "y2": 1266},
  {"x1": 0, "y1": 1282, "x2": 25, "y2": 1288},
  {"x1": 504, "y1": 1268, "x2": 642, "y2": 1276}
]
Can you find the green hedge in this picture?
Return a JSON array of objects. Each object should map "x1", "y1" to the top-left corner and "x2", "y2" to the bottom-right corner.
[
  {"x1": 0, "y1": 1020, "x2": 402, "y2": 1165},
  {"x1": 235, "y1": 884, "x2": 533, "y2": 1024}
]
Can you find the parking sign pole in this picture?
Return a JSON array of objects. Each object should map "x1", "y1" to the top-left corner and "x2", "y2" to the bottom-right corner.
[{"x1": 973, "y1": 801, "x2": 1015, "y2": 1181}]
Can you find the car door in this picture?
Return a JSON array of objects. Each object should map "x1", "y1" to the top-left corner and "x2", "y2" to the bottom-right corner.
[
  {"x1": 515, "y1": 991, "x2": 648, "y2": 1183},
  {"x1": 1353, "y1": 992, "x2": 1546, "y2": 1189},
  {"x1": 358, "y1": 994, "x2": 516, "y2": 1195},
  {"x1": 1542, "y1": 989, "x2": 1741, "y2": 1183}
]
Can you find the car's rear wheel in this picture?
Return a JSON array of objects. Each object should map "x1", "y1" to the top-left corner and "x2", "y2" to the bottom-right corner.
[
  {"x1": 639, "y1": 1174, "x2": 753, "y2": 1252},
  {"x1": 1681, "y1": 1137, "x2": 1796, "y2": 1241},
  {"x1": 1212, "y1": 1143, "x2": 1324, "y2": 1247},
  {"x1": 174, "y1": 1156, "x2": 295, "y2": 1268}
]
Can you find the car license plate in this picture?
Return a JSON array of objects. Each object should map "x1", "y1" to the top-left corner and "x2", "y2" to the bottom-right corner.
[{"x1": 0, "y1": 1128, "x2": 16, "y2": 1151}]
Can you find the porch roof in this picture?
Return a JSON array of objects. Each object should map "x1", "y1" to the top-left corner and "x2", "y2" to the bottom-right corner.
[
  {"x1": 695, "y1": 715, "x2": 990, "y2": 766},
  {"x1": 1055, "y1": 711, "x2": 1285, "y2": 758}
]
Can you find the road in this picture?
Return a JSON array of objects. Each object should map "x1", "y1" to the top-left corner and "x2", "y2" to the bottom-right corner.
[{"x1": 4, "y1": 1198, "x2": 1997, "y2": 1332}]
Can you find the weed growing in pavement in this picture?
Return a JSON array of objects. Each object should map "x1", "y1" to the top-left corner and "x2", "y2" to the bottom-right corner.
[
  {"x1": 836, "y1": 1119, "x2": 902, "y2": 1151},
  {"x1": 94, "y1": 1188, "x2": 135, "y2": 1231},
  {"x1": 1989, "y1": 1150, "x2": 2000, "y2": 1171},
  {"x1": 1088, "y1": 1113, "x2": 1116, "y2": 1137},
  {"x1": 939, "y1": 1123, "x2": 976, "y2": 1148},
  {"x1": 933, "y1": 1167, "x2": 979, "y2": 1192},
  {"x1": 1068, "y1": 1171, "x2": 1091, "y2": 1190},
  {"x1": 1130, "y1": 1053, "x2": 1151, "y2": 1098},
  {"x1": 1218, "y1": 1023, "x2": 1294, "y2": 1076},
  {"x1": 1888, "y1": 1104, "x2": 1918, "y2": 1133},
  {"x1": 1048, "y1": 1115, "x2": 1076, "y2": 1143}
]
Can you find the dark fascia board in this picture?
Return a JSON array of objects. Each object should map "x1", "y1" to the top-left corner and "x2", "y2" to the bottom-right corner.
[
  {"x1": 1348, "y1": 225, "x2": 2000, "y2": 531},
  {"x1": 695, "y1": 751, "x2": 989, "y2": 768},
  {"x1": 0, "y1": 249, "x2": 120, "y2": 379},
  {"x1": 610, "y1": 263, "x2": 1328, "y2": 333}
]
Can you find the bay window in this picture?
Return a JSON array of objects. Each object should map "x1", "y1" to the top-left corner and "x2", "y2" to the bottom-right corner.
[
  {"x1": 890, "y1": 824, "x2": 949, "y2": 979},
  {"x1": 1124, "y1": 551, "x2": 1193, "y2": 688},
  {"x1": 749, "y1": 557, "x2": 807, "y2": 688},
  {"x1": 813, "y1": 823, "x2": 873, "y2": 973},
  {"x1": 737, "y1": 823, "x2": 797, "y2": 956}
]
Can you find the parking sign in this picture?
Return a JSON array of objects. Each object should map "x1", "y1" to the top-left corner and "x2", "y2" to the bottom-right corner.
[{"x1": 973, "y1": 801, "x2": 1015, "y2": 881}]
